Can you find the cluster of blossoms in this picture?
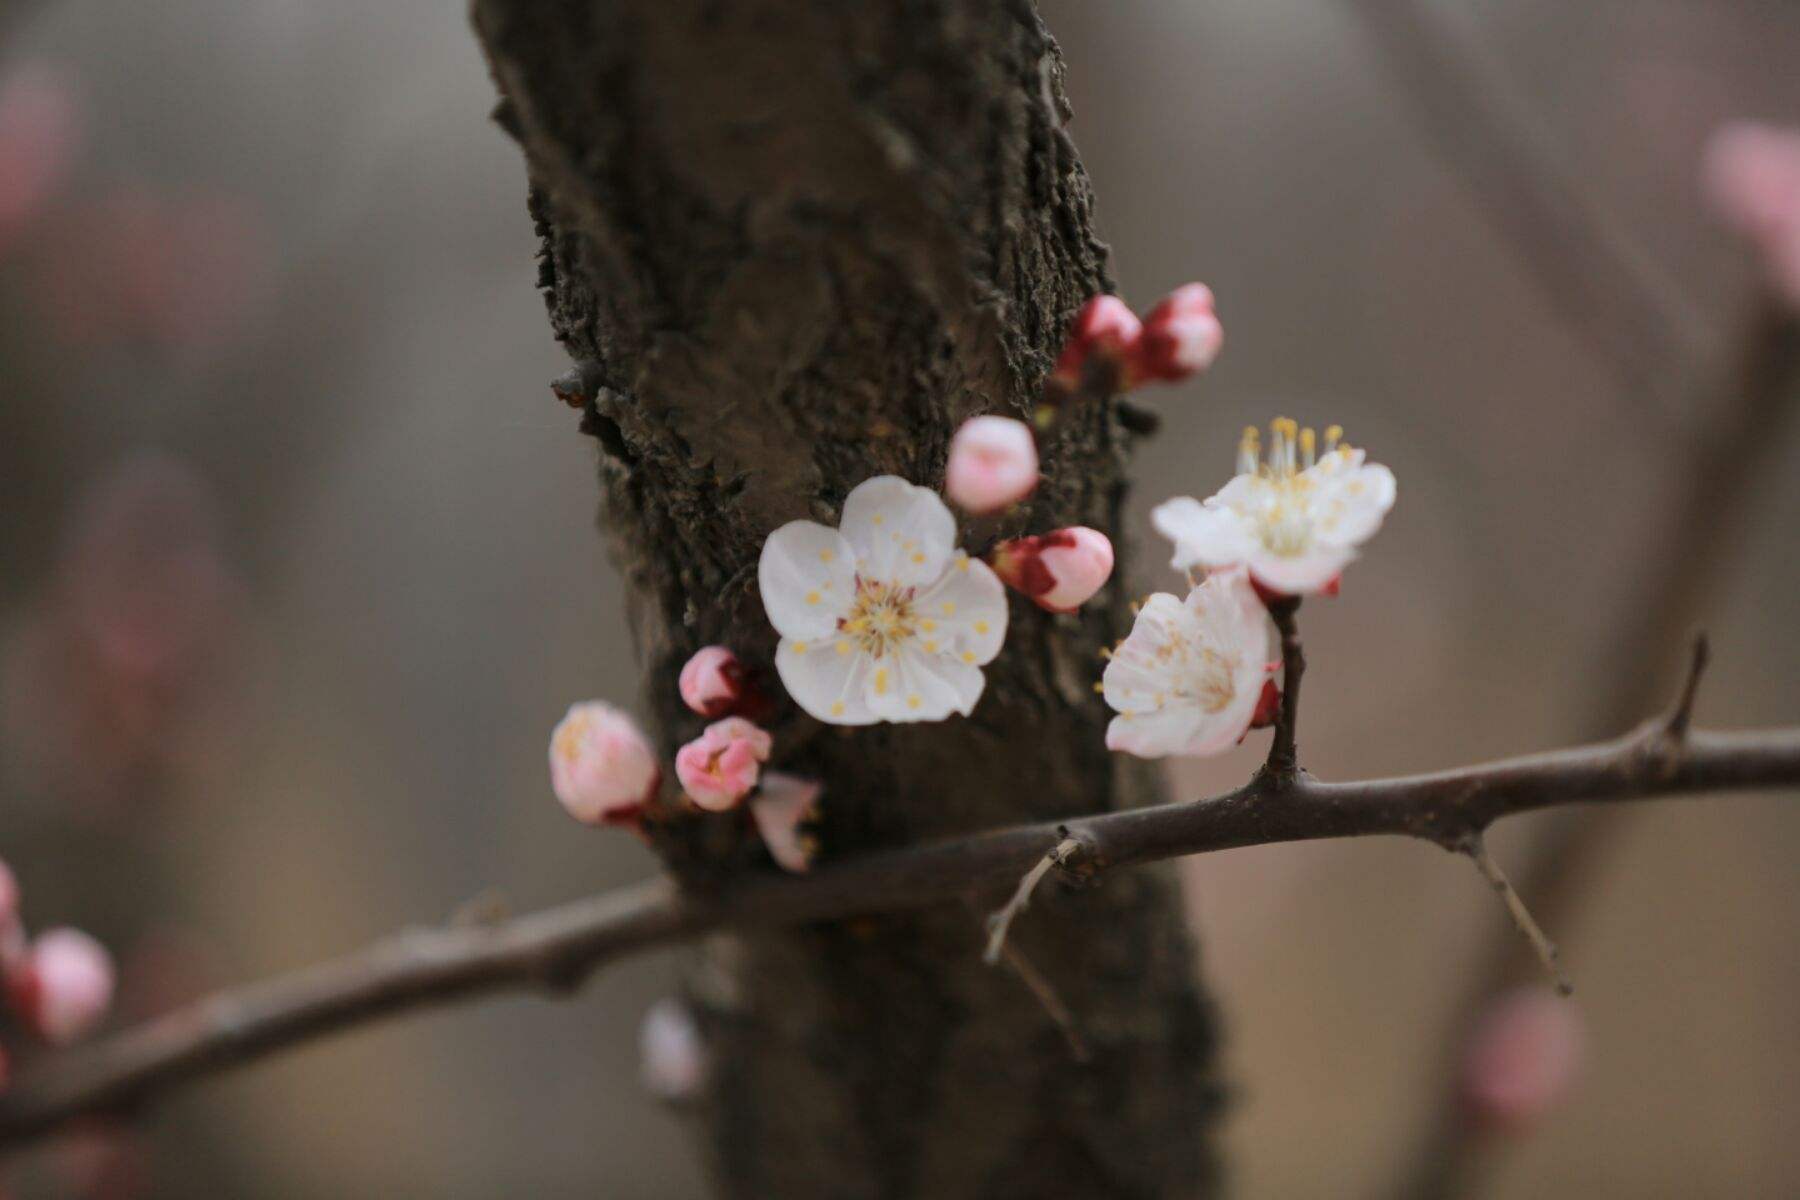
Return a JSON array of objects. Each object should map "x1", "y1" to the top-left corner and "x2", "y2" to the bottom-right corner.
[
  {"x1": 1103, "y1": 418, "x2": 1395, "y2": 758},
  {"x1": 548, "y1": 652, "x2": 820, "y2": 873},
  {"x1": 550, "y1": 286, "x2": 1397, "y2": 860},
  {"x1": 0, "y1": 858, "x2": 116, "y2": 1086}
]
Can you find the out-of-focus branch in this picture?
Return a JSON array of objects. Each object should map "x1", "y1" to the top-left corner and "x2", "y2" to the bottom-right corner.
[
  {"x1": 1346, "y1": 0, "x2": 1710, "y2": 425},
  {"x1": 1, "y1": 700, "x2": 1796, "y2": 1150},
  {"x1": 1401, "y1": 300, "x2": 1800, "y2": 1199}
]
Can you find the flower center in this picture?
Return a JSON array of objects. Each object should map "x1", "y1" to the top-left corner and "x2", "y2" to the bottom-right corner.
[
  {"x1": 840, "y1": 578, "x2": 919, "y2": 659},
  {"x1": 1232, "y1": 418, "x2": 1353, "y2": 558},
  {"x1": 1130, "y1": 621, "x2": 1238, "y2": 713}
]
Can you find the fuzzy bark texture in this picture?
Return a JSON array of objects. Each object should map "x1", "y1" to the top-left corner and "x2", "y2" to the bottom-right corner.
[{"x1": 473, "y1": 2, "x2": 1222, "y2": 1196}]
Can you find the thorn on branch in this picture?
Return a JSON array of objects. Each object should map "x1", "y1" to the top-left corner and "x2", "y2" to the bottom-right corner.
[
  {"x1": 1461, "y1": 834, "x2": 1573, "y2": 997},
  {"x1": 1663, "y1": 632, "x2": 1710, "y2": 741},
  {"x1": 983, "y1": 837, "x2": 1082, "y2": 965}
]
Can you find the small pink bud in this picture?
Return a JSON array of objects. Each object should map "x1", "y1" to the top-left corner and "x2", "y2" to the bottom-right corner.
[
  {"x1": 678, "y1": 646, "x2": 747, "y2": 718},
  {"x1": 11, "y1": 927, "x2": 115, "y2": 1045},
  {"x1": 639, "y1": 997, "x2": 708, "y2": 1102},
  {"x1": 1133, "y1": 282, "x2": 1222, "y2": 383},
  {"x1": 1051, "y1": 295, "x2": 1143, "y2": 388},
  {"x1": 548, "y1": 701, "x2": 661, "y2": 826},
  {"x1": 675, "y1": 717, "x2": 773, "y2": 812},
  {"x1": 1459, "y1": 986, "x2": 1586, "y2": 1133},
  {"x1": 750, "y1": 772, "x2": 823, "y2": 873},
  {"x1": 990, "y1": 527, "x2": 1114, "y2": 613},
  {"x1": 945, "y1": 416, "x2": 1039, "y2": 515}
]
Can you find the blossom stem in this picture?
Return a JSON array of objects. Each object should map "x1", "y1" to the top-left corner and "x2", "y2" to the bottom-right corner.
[{"x1": 1264, "y1": 597, "x2": 1306, "y2": 779}]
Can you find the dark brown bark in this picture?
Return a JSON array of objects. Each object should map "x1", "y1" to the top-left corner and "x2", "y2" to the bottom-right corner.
[{"x1": 472, "y1": 3, "x2": 1220, "y2": 1196}]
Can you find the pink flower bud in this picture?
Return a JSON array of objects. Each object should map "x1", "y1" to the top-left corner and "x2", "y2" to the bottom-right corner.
[
  {"x1": 1459, "y1": 986, "x2": 1586, "y2": 1133},
  {"x1": 548, "y1": 701, "x2": 661, "y2": 826},
  {"x1": 1702, "y1": 122, "x2": 1800, "y2": 308},
  {"x1": 678, "y1": 645, "x2": 747, "y2": 718},
  {"x1": 11, "y1": 927, "x2": 114, "y2": 1045},
  {"x1": 1133, "y1": 282, "x2": 1222, "y2": 383},
  {"x1": 1050, "y1": 294, "x2": 1143, "y2": 388},
  {"x1": 675, "y1": 717, "x2": 773, "y2": 812},
  {"x1": 990, "y1": 527, "x2": 1114, "y2": 613},
  {"x1": 945, "y1": 415, "x2": 1039, "y2": 515},
  {"x1": 639, "y1": 997, "x2": 708, "y2": 1102},
  {"x1": 750, "y1": 772, "x2": 823, "y2": 873}
]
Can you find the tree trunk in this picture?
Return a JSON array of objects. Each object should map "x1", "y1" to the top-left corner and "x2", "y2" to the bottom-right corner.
[{"x1": 473, "y1": 2, "x2": 1222, "y2": 1195}]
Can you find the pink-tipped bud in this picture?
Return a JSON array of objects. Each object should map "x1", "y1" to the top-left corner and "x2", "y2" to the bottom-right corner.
[
  {"x1": 990, "y1": 527, "x2": 1114, "y2": 613},
  {"x1": 675, "y1": 717, "x2": 773, "y2": 812},
  {"x1": 11, "y1": 927, "x2": 114, "y2": 1045},
  {"x1": 945, "y1": 416, "x2": 1039, "y2": 515},
  {"x1": 1132, "y1": 283, "x2": 1222, "y2": 383},
  {"x1": 750, "y1": 772, "x2": 823, "y2": 873},
  {"x1": 1702, "y1": 122, "x2": 1800, "y2": 308},
  {"x1": 678, "y1": 646, "x2": 747, "y2": 718},
  {"x1": 1051, "y1": 295, "x2": 1143, "y2": 388},
  {"x1": 1459, "y1": 986, "x2": 1586, "y2": 1133},
  {"x1": 548, "y1": 701, "x2": 661, "y2": 827},
  {"x1": 639, "y1": 997, "x2": 708, "y2": 1102}
]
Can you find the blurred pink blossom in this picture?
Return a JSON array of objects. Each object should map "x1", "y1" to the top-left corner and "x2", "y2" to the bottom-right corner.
[
  {"x1": 1132, "y1": 283, "x2": 1222, "y2": 384},
  {"x1": 0, "y1": 62, "x2": 81, "y2": 257},
  {"x1": 639, "y1": 997, "x2": 708, "y2": 1102},
  {"x1": 678, "y1": 646, "x2": 747, "y2": 718},
  {"x1": 1702, "y1": 121, "x2": 1800, "y2": 308},
  {"x1": 1050, "y1": 294, "x2": 1142, "y2": 389},
  {"x1": 10, "y1": 927, "x2": 115, "y2": 1046},
  {"x1": 1459, "y1": 985, "x2": 1586, "y2": 1133},
  {"x1": 749, "y1": 772, "x2": 822, "y2": 873}
]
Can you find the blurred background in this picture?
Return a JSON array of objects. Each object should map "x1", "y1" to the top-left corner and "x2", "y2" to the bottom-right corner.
[{"x1": 0, "y1": 0, "x2": 1795, "y2": 1195}]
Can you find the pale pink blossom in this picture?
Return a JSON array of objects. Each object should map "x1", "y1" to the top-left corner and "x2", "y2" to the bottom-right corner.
[
  {"x1": 990, "y1": 527, "x2": 1114, "y2": 613},
  {"x1": 1702, "y1": 121, "x2": 1800, "y2": 308},
  {"x1": 760, "y1": 476, "x2": 1008, "y2": 724},
  {"x1": 0, "y1": 859, "x2": 22, "y2": 969},
  {"x1": 548, "y1": 701, "x2": 660, "y2": 826},
  {"x1": 639, "y1": 997, "x2": 708, "y2": 1102},
  {"x1": 750, "y1": 772, "x2": 823, "y2": 873},
  {"x1": 1132, "y1": 283, "x2": 1223, "y2": 383},
  {"x1": 12, "y1": 927, "x2": 114, "y2": 1045},
  {"x1": 1153, "y1": 419, "x2": 1395, "y2": 597},
  {"x1": 679, "y1": 645, "x2": 746, "y2": 718},
  {"x1": 675, "y1": 717, "x2": 773, "y2": 811},
  {"x1": 945, "y1": 417, "x2": 1039, "y2": 515},
  {"x1": 0, "y1": 63, "x2": 81, "y2": 255},
  {"x1": 1459, "y1": 986, "x2": 1586, "y2": 1132},
  {"x1": 1051, "y1": 294, "x2": 1143, "y2": 388},
  {"x1": 1103, "y1": 566, "x2": 1279, "y2": 758}
]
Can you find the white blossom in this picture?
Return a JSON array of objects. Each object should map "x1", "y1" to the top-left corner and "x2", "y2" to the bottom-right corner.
[
  {"x1": 1103, "y1": 566, "x2": 1278, "y2": 758},
  {"x1": 1152, "y1": 419, "x2": 1395, "y2": 595},
  {"x1": 758, "y1": 476, "x2": 1007, "y2": 724}
]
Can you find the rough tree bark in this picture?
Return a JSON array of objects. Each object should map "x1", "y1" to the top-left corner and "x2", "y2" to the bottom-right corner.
[{"x1": 474, "y1": 3, "x2": 1220, "y2": 1197}]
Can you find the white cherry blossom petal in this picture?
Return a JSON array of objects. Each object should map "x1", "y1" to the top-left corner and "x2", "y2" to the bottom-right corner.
[
  {"x1": 864, "y1": 646, "x2": 981, "y2": 722},
  {"x1": 1312, "y1": 462, "x2": 1396, "y2": 548},
  {"x1": 776, "y1": 636, "x2": 877, "y2": 725},
  {"x1": 839, "y1": 475, "x2": 955, "y2": 588},
  {"x1": 1151, "y1": 495, "x2": 1260, "y2": 573},
  {"x1": 1106, "y1": 704, "x2": 1206, "y2": 758},
  {"x1": 759, "y1": 521, "x2": 856, "y2": 639},
  {"x1": 913, "y1": 553, "x2": 1008, "y2": 666}
]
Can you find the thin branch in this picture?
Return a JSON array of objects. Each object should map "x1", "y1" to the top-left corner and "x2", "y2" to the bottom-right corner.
[
  {"x1": 1663, "y1": 633, "x2": 1710, "y2": 742},
  {"x1": 982, "y1": 836, "x2": 1081, "y2": 965},
  {"x1": 1264, "y1": 597, "x2": 1305, "y2": 779},
  {"x1": 0, "y1": 712, "x2": 1794, "y2": 1146},
  {"x1": 1345, "y1": 0, "x2": 1709, "y2": 426},
  {"x1": 998, "y1": 943, "x2": 1091, "y2": 1064},
  {"x1": 1460, "y1": 835, "x2": 1570, "y2": 997}
]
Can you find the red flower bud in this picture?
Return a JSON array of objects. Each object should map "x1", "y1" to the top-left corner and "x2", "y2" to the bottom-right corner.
[
  {"x1": 1051, "y1": 295, "x2": 1142, "y2": 390},
  {"x1": 1131, "y1": 282, "x2": 1222, "y2": 384},
  {"x1": 990, "y1": 527, "x2": 1114, "y2": 613}
]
